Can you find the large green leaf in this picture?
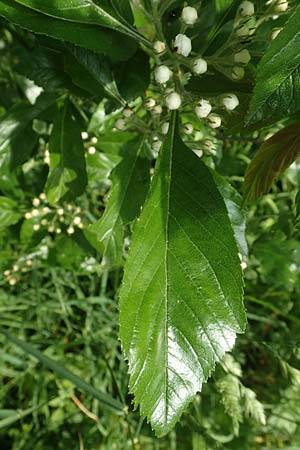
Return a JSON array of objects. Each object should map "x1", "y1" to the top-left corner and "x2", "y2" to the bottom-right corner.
[
  {"x1": 247, "y1": 5, "x2": 300, "y2": 125},
  {"x1": 243, "y1": 124, "x2": 300, "y2": 203},
  {"x1": 119, "y1": 113, "x2": 246, "y2": 436},
  {"x1": 13, "y1": 0, "x2": 148, "y2": 45},
  {"x1": 88, "y1": 138, "x2": 150, "y2": 265},
  {"x1": 45, "y1": 99, "x2": 87, "y2": 204},
  {"x1": 0, "y1": 0, "x2": 136, "y2": 61}
]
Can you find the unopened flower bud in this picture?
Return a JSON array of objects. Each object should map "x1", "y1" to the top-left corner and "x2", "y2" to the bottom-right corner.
[
  {"x1": 32, "y1": 198, "x2": 40, "y2": 207},
  {"x1": 234, "y1": 49, "x2": 251, "y2": 65},
  {"x1": 183, "y1": 123, "x2": 194, "y2": 134},
  {"x1": 207, "y1": 114, "x2": 222, "y2": 128},
  {"x1": 115, "y1": 119, "x2": 126, "y2": 130},
  {"x1": 152, "y1": 140, "x2": 162, "y2": 152},
  {"x1": 154, "y1": 65, "x2": 172, "y2": 84},
  {"x1": 81, "y1": 131, "x2": 88, "y2": 140},
  {"x1": 181, "y1": 6, "x2": 198, "y2": 25},
  {"x1": 67, "y1": 226, "x2": 75, "y2": 235},
  {"x1": 153, "y1": 105, "x2": 163, "y2": 115},
  {"x1": 239, "y1": 1, "x2": 255, "y2": 16},
  {"x1": 123, "y1": 108, "x2": 133, "y2": 118},
  {"x1": 33, "y1": 224, "x2": 40, "y2": 231},
  {"x1": 39, "y1": 193, "x2": 46, "y2": 201},
  {"x1": 232, "y1": 66, "x2": 245, "y2": 80},
  {"x1": 57, "y1": 208, "x2": 64, "y2": 216},
  {"x1": 153, "y1": 40, "x2": 166, "y2": 54},
  {"x1": 236, "y1": 24, "x2": 250, "y2": 38},
  {"x1": 73, "y1": 217, "x2": 81, "y2": 225},
  {"x1": 193, "y1": 57, "x2": 208, "y2": 75},
  {"x1": 274, "y1": 0, "x2": 288, "y2": 12},
  {"x1": 222, "y1": 94, "x2": 239, "y2": 111},
  {"x1": 32, "y1": 209, "x2": 39, "y2": 217},
  {"x1": 91, "y1": 137, "x2": 98, "y2": 144},
  {"x1": 145, "y1": 98, "x2": 156, "y2": 109},
  {"x1": 88, "y1": 146, "x2": 96, "y2": 155},
  {"x1": 174, "y1": 34, "x2": 192, "y2": 57},
  {"x1": 25, "y1": 212, "x2": 32, "y2": 220},
  {"x1": 161, "y1": 122, "x2": 169, "y2": 135},
  {"x1": 166, "y1": 92, "x2": 181, "y2": 110},
  {"x1": 271, "y1": 28, "x2": 282, "y2": 40},
  {"x1": 195, "y1": 99, "x2": 212, "y2": 118}
]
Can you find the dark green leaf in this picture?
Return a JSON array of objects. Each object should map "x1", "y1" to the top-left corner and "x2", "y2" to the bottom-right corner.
[
  {"x1": 243, "y1": 124, "x2": 300, "y2": 203},
  {"x1": 45, "y1": 99, "x2": 87, "y2": 204},
  {"x1": 0, "y1": 0, "x2": 137, "y2": 61},
  {"x1": 247, "y1": 5, "x2": 300, "y2": 125},
  {"x1": 88, "y1": 137, "x2": 150, "y2": 265},
  {"x1": 0, "y1": 196, "x2": 21, "y2": 229},
  {"x1": 119, "y1": 113, "x2": 246, "y2": 436}
]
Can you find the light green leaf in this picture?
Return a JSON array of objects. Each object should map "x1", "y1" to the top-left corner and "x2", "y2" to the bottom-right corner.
[
  {"x1": 88, "y1": 137, "x2": 150, "y2": 265},
  {"x1": 0, "y1": 197, "x2": 21, "y2": 229},
  {"x1": 0, "y1": 0, "x2": 136, "y2": 61},
  {"x1": 119, "y1": 113, "x2": 246, "y2": 436},
  {"x1": 247, "y1": 5, "x2": 300, "y2": 124},
  {"x1": 243, "y1": 124, "x2": 300, "y2": 203},
  {"x1": 13, "y1": 0, "x2": 148, "y2": 45},
  {"x1": 45, "y1": 99, "x2": 87, "y2": 204}
]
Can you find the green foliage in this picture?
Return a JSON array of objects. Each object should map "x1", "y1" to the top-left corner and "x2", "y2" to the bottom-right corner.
[{"x1": 0, "y1": 0, "x2": 300, "y2": 448}]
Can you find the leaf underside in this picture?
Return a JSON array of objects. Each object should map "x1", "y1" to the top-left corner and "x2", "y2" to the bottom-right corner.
[
  {"x1": 243, "y1": 124, "x2": 300, "y2": 203},
  {"x1": 119, "y1": 113, "x2": 246, "y2": 436}
]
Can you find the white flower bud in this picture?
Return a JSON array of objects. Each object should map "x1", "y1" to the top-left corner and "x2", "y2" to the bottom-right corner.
[
  {"x1": 161, "y1": 122, "x2": 169, "y2": 135},
  {"x1": 32, "y1": 198, "x2": 40, "y2": 207},
  {"x1": 67, "y1": 226, "x2": 75, "y2": 235},
  {"x1": 222, "y1": 94, "x2": 239, "y2": 111},
  {"x1": 13, "y1": 265, "x2": 19, "y2": 272},
  {"x1": 42, "y1": 207, "x2": 50, "y2": 215},
  {"x1": 153, "y1": 105, "x2": 163, "y2": 115},
  {"x1": 39, "y1": 193, "x2": 46, "y2": 201},
  {"x1": 195, "y1": 99, "x2": 212, "y2": 118},
  {"x1": 239, "y1": 1, "x2": 255, "y2": 16},
  {"x1": 41, "y1": 219, "x2": 48, "y2": 226},
  {"x1": 192, "y1": 57, "x2": 208, "y2": 75},
  {"x1": 153, "y1": 40, "x2": 166, "y2": 54},
  {"x1": 123, "y1": 108, "x2": 133, "y2": 118},
  {"x1": 145, "y1": 98, "x2": 156, "y2": 109},
  {"x1": 207, "y1": 114, "x2": 222, "y2": 128},
  {"x1": 32, "y1": 209, "x2": 39, "y2": 217},
  {"x1": 174, "y1": 34, "x2": 192, "y2": 57},
  {"x1": 73, "y1": 216, "x2": 81, "y2": 225},
  {"x1": 81, "y1": 131, "x2": 88, "y2": 140},
  {"x1": 236, "y1": 24, "x2": 250, "y2": 37},
  {"x1": 57, "y1": 208, "x2": 64, "y2": 216},
  {"x1": 183, "y1": 123, "x2": 194, "y2": 134},
  {"x1": 25, "y1": 212, "x2": 32, "y2": 220},
  {"x1": 9, "y1": 277, "x2": 17, "y2": 286},
  {"x1": 88, "y1": 146, "x2": 96, "y2": 155},
  {"x1": 234, "y1": 49, "x2": 251, "y2": 65},
  {"x1": 4, "y1": 270, "x2": 10, "y2": 276},
  {"x1": 166, "y1": 92, "x2": 181, "y2": 110},
  {"x1": 56, "y1": 228, "x2": 62, "y2": 234},
  {"x1": 232, "y1": 66, "x2": 245, "y2": 80},
  {"x1": 271, "y1": 28, "x2": 282, "y2": 40},
  {"x1": 33, "y1": 224, "x2": 40, "y2": 231},
  {"x1": 152, "y1": 140, "x2": 162, "y2": 152},
  {"x1": 181, "y1": 6, "x2": 198, "y2": 25},
  {"x1": 115, "y1": 119, "x2": 126, "y2": 130},
  {"x1": 26, "y1": 259, "x2": 33, "y2": 266},
  {"x1": 91, "y1": 137, "x2": 98, "y2": 144},
  {"x1": 154, "y1": 65, "x2": 172, "y2": 84},
  {"x1": 48, "y1": 225, "x2": 55, "y2": 233},
  {"x1": 274, "y1": 0, "x2": 288, "y2": 12}
]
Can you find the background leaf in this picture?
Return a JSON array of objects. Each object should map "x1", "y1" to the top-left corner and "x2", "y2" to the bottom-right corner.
[
  {"x1": 119, "y1": 113, "x2": 246, "y2": 436},
  {"x1": 0, "y1": 196, "x2": 21, "y2": 229},
  {"x1": 243, "y1": 124, "x2": 300, "y2": 203},
  {"x1": 247, "y1": 5, "x2": 300, "y2": 125}
]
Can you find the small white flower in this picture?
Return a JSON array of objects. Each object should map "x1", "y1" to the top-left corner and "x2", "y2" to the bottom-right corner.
[
  {"x1": 81, "y1": 131, "x2": 88, "y2": 140},
  {"x1": 234, "y1": 49, "x2": 251, "y2": 65},
  {"x1": 115, "y1": 119, "x2": 126, "y2": 130},
  {"x1": 91, "y1": 137, "x2": 98, "y2": 144},
  {"x1": 9, "y1": 277, "x2": 17, "y2": 286},
  {"x1": 181, "y1": 6, "x2": 198, "y2": 25},
  {"x1": 48, "y1": 225, "x2": 55, "y2": 233},
  {"x1": 239, "y1": 1, "x2": 255, "y2": 16},
  {"x1": 145, "y1": 98, "x2": 156, "y2": 109},
  {"x1": 41, "y1": 219, "x2": 48, "y2": 226},
  {"x1": 236, "y1": 24, "x2": 250, "y2": 38},
  {"x1": 39, "y1": 193, "x2": 46, "y2": 201},
  {"x1": 207, "y1": 114, "x2": 222, "y2": 128},
  {"x1": 25, "y1": 212, "x2": 32, "y2": 220},
  {"x1": 153, "y1": 40, "x2": 166, "y2": 54},
  {"x1": 166, "y1": 92, "x2": 181, "y2": 110},
  {"x1": 56, "y1": 228, "x2": 62, "y2": 234},
  {"x1": 274, "y1": 0, "x2": 288, "y2": 12},
  {"x1": 42, "y1": 207, "x2": 50, "y2": 215},
  {"x1": 154, "y1": 65, "x2": 172, "y2": 84},
  {"x1": 32, "y1": 198, "x2": 40, "y2": 207},
  {"x1": 33, "y1": 224, "x2": 40, "y2": 231},
  {"x1": 183, "y1": 123, "x2": 194, "y2": 134},
  {"x1": 26, "y1": 259, "x2": 33, "y2": 266},
  {"x1": 32, "y1": 209, "x2": 39, "y2": 217},
  {"x1": 192, "y1": 57, "x2": 208, "y2": 75},
  {"x1": 152, "y1": 140, "x2": 162, "y2": 152},
  {"x1": 88, "y1": 146, "x2": 96, "y2": 155},
  {"x1": 57, "y1": 208, "x2": 64, "y2": 216},
  {"x1": 161, "y1": 122, "x2": 169, "y2": 135},
  {"x1": 174, "y1": 34, "x2": 192, "y2": 57},
  {"x1": 222, "y1": 94, "x2": 239, "y2": 111},
  {"x1": 241, "y1": 261, "x2": 248, "y2": 270},
  {"x1": 13, "y1": 265, "x2": 19, "y2": 272},
  {"x1": 195, "y1": 99, "x2": 212, "y2": 118},
  {"x1": 232, "y1": 66, "x2": 245, "y2": 80}
]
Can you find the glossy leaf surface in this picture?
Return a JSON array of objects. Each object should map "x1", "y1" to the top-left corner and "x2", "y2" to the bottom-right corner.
[
  {"x1": 0, "y1": 0, "x2": 136, "y2": 61},
  {"x1": 247, "y1": 5, "x2": 300, "y2": 125},
  {"x1": 244, "y1": 124, "x2": 300, "y2": 203},
  {"x1": 89, "y1": 138, "x2": 150, "y2": 265},
  {"x1": 119, "y1": 114, "x2": 246, "y2": 436},
  {"x1": 45, "y1": 99, "x2": 87, "y2": 204}
]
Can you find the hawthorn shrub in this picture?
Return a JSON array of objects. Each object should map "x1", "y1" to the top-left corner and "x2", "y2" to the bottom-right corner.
[{"x1": 0, "y1": 1, "x2": 300, "y2": 449}]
